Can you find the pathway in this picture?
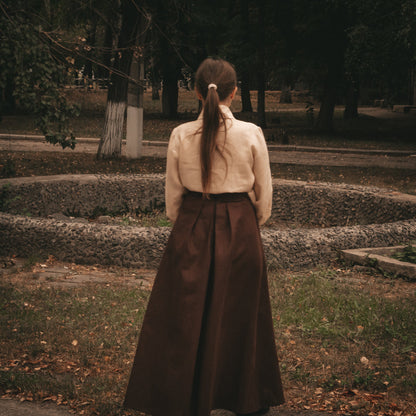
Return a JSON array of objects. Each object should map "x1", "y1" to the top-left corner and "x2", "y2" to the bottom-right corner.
[{"x1": 1, "y1": 134, "x2": 415, "y2": 170}]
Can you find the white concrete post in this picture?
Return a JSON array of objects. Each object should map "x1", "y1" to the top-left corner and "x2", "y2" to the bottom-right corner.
[{"x1": 126, "y1": 45, "x2": 144, "y2": 159}]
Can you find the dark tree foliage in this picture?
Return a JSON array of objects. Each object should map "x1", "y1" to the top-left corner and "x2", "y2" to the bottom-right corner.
[
  {"x1": 1, "y1": 0, "x2": 415, "y2": 142},
  {"x1": 0, "y1": 1, "x2": 79, "y2": 148},
  {"x1": 272, "y1": 0, "x2": 416, "y2": 130}
]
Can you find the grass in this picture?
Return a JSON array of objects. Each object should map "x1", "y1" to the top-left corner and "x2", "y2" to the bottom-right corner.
[
  {"x1": 1, "y1": 264, "x2": 415, "y2": 415},
  {"x1": 270, "y1": 268, "x2": 416, "y2": 413},
  {"x1": 271, "y1": 270, "x2": 416, "y2": 348},
  {"x1": 391, "y1": 244, "x2": 416, "y2": 264},
  {"x1": 0, "y1": 281, "x2": 149, "y2": 415}
]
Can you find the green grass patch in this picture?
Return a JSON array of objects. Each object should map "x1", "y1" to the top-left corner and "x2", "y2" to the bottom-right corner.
[
  {"x1": 95, "y1": 209, "x2": 173, "y2": 228},
  {"x1": 0, "y1": 283, "x2": 149, "y2": 412},
  {"x1": 391, "y1": 244, "x2": 416, "y2": 264},
  {"x1": 270, "y1": 270, "x2": 416, "y2": 349}
]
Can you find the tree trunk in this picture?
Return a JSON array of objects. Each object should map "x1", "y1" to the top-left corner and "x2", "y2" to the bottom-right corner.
[
  {"x1": 126, "y1": 24, "x2": 144, "y2": 159},
  {"x1": 315, "y1": 7, "x2": 347, "y2": 132},
  {"x1": 409, "y1": 64, "x2": 416, "y2": 105},
  {"x1": 162, "y1": 71, "x2": 178, "y2": 118},
  {"x1": 97, "y1": 0, "x2": 139, "y2": 159},
  {"x1": 280, "y1": 86, "x2": 292, "y2": 104},
  {"x1": 257, "y1": 71, "x2": 266, "y2": 128},
  {"x1": 344, "y1": 78, "x2": 359, "y2": 120},
  {"x1": 100, "y1": 22, "x2": 114, "y2": 79},
  {"x1": 152, "y1": 79, "x2": 160, "y2": 100},
  {"x1": 98, "y1": 100, "x2": 126, "y2": 158},
  {"x1": 256, "y1": 0, "x2": 266, "y2": 128},
  {"x1": 240, "y1": 0, "x2": 253, "y2": 112},
  {"x1": 84, "y1": 18, "x2": 98, "y2": 85},
  {"x1": 0, "y1": 77, "x2": 16, "y2": 116},
  {"x1": 317, "y1": 90, "x2": 336, "y2": 130},
  {"x1": 241, "y1": 71, "x2": 253, "y2": 112},
  {"x1": 316, "y1": 56, "x2": 344, "y2": 131}
]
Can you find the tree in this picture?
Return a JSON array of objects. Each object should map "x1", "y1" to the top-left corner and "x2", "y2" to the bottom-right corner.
[
  {"x1": 226, "y1": 0, "x2": 254, "y2": 113},
  {"x1": 125, "y1": 14, "x2": 145, "y2": 159},
  {"x1": 255, "y1": 0, "x2": 267, "y2": 128},
  {"x1": 344, "y1": 0, "x2": 416, "y2": 109},
  {"x1": 97, "y1": 0, "x2": 141, "y2": 159},
  {"x1": 149, "y1": 0, "x2": 194, "y2": 118},
  {"x1": 286, "y1": 0, "x2": 416, "y2": 130},
  {"x1": 0, "y1": 1, "x2": 79, "y2": 148},
  {"x1": 289, "y1": 0, "x2": 351, "y2": 131}
]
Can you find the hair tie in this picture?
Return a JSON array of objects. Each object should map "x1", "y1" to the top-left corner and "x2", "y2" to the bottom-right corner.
[{"x1": 208, "y1": 83, "x2": 217, "y2": 91}]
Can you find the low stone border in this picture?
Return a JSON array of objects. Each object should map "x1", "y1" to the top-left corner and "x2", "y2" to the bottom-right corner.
[
  {"x1": 2, "y1": 174, "x2": 416, "y2": 226},
  {"x1": 1, "y1": 214, "x2": 415, "y2": 270},
  {"x1": 1, "y1": 174, "x2": 416, "y2": 269},
  {"x1": 342, "y1": 245, "x2": 416, "y2": 279},
  {"x1": 0, "y1": 174, "x2": 166, "y2": 217}
]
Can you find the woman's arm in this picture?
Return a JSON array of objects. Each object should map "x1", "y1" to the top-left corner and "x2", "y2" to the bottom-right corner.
[
  {"x1": 252, "y1": 127, "x2": 273, "y2": 225},
  {"x1": 165, "y1": 129, "x2": 185, "y2": 222}
]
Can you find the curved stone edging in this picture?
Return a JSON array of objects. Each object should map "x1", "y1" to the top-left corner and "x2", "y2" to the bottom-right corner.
[
  {"x1": 2, "y1": 174, "x2": 416, "y2": 226},
  {"x1": 1, "y1": 174, "x2": 416, "y2": 269},
  {"x1": 261, "y1": 220, "x2": 416, "y2": 269},
  {"x1": 0, "y1": 212, "x2": 170, "y2": 268},
  {"x1": 0, "y1": 174, "x2": 166, "y2": 217},
  {"x1": 1, "y1": 215, "x2": 416, "y2": 270}
]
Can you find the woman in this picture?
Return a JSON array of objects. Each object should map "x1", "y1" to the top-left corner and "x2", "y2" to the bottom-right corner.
[{"x1": 124, "y1": 58, "x2": 284, "y2": 416}]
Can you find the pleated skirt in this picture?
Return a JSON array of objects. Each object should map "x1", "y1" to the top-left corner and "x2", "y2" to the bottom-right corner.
[{"x1": 123, "y1": 192, "x2": 285, "y2": 416}]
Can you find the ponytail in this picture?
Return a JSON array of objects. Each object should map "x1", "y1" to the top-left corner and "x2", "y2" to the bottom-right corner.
[
  {"x1": 200, "y1": 86, "x2": 225, "y2": 193},
  {"x1": 195, "y1": 58, "x2": 237, "y2": 195}
]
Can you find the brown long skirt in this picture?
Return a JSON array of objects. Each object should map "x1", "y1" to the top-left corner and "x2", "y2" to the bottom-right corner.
[{"x1": 123, "y1": 192, "x2": 284, "y2": 416}]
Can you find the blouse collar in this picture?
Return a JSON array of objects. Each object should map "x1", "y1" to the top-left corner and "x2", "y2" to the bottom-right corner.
[{"x1": 197, "y1": 104, "x2": 235, "y2": 120}]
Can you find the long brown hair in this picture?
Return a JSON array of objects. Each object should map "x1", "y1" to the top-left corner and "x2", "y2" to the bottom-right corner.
[{"x1": 195, "y1": 58, "x2": 237, "y2": 194}]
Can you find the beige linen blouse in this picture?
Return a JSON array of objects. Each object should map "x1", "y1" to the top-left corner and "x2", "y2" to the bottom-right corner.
[{"x1": 165, "y1": 105, "x2": 273, "y2": 225}]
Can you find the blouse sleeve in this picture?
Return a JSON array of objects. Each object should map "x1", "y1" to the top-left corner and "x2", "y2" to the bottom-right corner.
[
  {"x1": 165, "y1": 128, "x2": 185, "y2": 222},
  {"x1": 252, "y1": 127, "x2": 273, "y2": 225}
]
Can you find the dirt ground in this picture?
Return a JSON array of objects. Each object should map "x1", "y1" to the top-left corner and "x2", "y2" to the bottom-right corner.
[{"x1": 1, "y1": 136, "x2": 415, "y2": 170}]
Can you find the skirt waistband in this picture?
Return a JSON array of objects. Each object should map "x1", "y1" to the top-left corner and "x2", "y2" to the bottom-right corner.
[{"x1": 186, "y1": 191, "x2": 249, "y2": 202}]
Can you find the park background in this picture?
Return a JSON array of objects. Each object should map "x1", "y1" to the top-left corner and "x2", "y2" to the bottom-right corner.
[{"x1": 1, "y1": 1, "x2": 416, "y2": 416}]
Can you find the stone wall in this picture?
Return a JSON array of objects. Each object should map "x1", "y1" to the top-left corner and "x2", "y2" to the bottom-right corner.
[
  {"x1": 1, "y1": 174, "x2": 416, "y2": 269},
  {"x1": 1, "y1": 213, "x2": 415, "y2": 270},
  {"x1": 272, "y1": 182, "x2": 416, "y2": 227},
  {"x1": 2, "y1": 174, "x2": 416, "y2": 225},
  {"x1": 0, "y1": 174, "x2": 166, "y2": 217},
  {"x1": 0, "y1": 212, "x2": 170, "y2": 268}
]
